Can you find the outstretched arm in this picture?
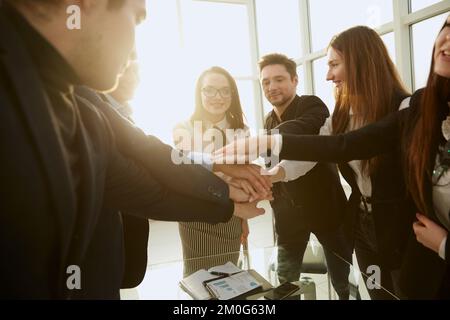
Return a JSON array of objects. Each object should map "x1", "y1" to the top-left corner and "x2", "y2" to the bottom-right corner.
[
  {"x1": 279, "y1": 109, "x2": 403, "y2": 162},
  {"x1": 214, "y1": 108, "x2": 405, "y2": 164},
  {"x1": 104, "y1": 148, "x2": 266, "y2": 223},
  {"x1": 76, "y1": 86, "x2": 231, "y2": 207}
]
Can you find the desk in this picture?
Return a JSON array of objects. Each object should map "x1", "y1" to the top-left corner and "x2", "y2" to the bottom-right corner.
[{"x1": 123, "y1": 246, "x2": 398, "y2": 300}]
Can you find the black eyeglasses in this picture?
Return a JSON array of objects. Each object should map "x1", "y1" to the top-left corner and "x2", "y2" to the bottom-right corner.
[
  {"x1": 201, "y1": 86, "x2": 232, "y2": 98},
  {"x1": 432, "y1": 140, "x2": 450, "y2": 186}
]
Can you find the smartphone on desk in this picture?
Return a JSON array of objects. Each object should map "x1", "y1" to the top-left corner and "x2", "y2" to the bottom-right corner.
[{"x1": 264, "y1": 282, "x2": 299, "y2": 300}]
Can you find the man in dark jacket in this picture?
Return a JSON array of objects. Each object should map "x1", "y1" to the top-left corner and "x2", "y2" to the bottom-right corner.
[
  {"x1": 0, "y1": 0, "x2": 264, "y2": 299},
  {"x1": 259, "y1": 54, "x2": 352, "y2": 299}
]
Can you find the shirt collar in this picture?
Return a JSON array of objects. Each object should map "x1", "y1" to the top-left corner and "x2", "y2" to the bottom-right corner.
[{"x1": 204, "y1": 116, "x2": 229, "y2": 131}]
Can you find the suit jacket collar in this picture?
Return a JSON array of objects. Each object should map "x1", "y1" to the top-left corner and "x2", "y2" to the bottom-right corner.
[
  {"x1": 266, "y1": 95, "x2": 301, "y2": 129},
  {"x1": 280, "y1": 95, "x2": 301, "y2": 122},
  {"x1": 0, "y1": 8, "x2": 78, "y2": 295}
]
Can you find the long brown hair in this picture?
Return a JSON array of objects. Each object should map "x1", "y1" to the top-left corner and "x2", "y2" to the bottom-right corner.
[
  {"x1": 330, "y1": 26, "x2": 410, "y2": 174},
  {"x1": 405, "y1": 18, "x2": 450, "y2": 214},
  {"x1": 191, "y1": 66, "x2": 246, "y2": 130}
]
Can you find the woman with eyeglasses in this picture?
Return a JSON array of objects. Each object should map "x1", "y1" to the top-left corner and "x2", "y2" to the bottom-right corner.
[
  {"x1": 173, "y1": 66, "x2": 251, "y2": 277},
  {"x1": 217, "y1": 15, "x2": 450, "y2": 299}
]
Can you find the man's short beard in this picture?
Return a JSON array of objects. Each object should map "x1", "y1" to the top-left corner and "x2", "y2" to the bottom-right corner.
[{"x1": 271, "y1": 96, "x2": 292, "y2": 108}]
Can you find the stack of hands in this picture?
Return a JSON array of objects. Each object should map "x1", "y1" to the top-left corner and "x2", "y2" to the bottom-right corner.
[
  {"x1": 213, "y1": 135, "x2": 276, "y2": 219},
  {"x1": 213, "y1": 163, "x2": 273, "y2": 219},
  {"x1": 212, "y1": 162, "x2": 273, "y2": 245},
  {"x1": 209, "y1": 136, "x2": 277, "y2": 225}
]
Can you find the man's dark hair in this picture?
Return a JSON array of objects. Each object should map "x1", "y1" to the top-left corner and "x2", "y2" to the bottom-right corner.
[{"x1": 258, "y1": 53, "x2": 298, "y2": 80}]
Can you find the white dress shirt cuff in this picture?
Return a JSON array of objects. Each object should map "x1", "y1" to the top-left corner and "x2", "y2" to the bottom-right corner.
[
  {"x1": 439, "y1": 236, "x2": 447, "y2": 260},
  {"x1": 270, "y1": 134, "x2": 282, "y2": 156},
  {"x1": 278, "y1": 160, "x2": 317, "y2": 182}
]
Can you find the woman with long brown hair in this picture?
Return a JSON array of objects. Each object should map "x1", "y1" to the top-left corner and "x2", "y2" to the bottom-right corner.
[
  {"x1": 218, "y1": 16, "x2": 450, "y2": 299},
  {"x1": 269, "y1": 26, "x2": 411, "y2": 299}
]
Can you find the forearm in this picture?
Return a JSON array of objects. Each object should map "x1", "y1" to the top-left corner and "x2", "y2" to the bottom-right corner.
[
  {"x1": 104, "y1": 150, "x2": 166, "y2": 210},
  {"x1": 103, "y1": 149, "x2": 233, "y2": 223},
  {"x1": 120, "y1": 191, "x2": 234, "y2": 224},
  {"x1": 280, "y1": 133, "x2": 371, "y2": 162},
  {"x1": 279, "y1": 110, "x2": 401, "y2": 162},
  {"x1": 100, "y1": 104, "x2": 230, "y2": 205}
]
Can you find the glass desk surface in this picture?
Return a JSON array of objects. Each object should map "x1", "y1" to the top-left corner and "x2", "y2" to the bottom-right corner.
[{"x1": 122, "y1": 244, "x2": 399, "y2": 300}]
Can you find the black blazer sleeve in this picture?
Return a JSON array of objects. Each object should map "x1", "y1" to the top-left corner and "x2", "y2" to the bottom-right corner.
[
  {"x1": 279, "y1": 108, "x2": 405, "y2": 162},
  {"x1": 75, "y1": 86, "x2": 230, "y2": 207},
  {"x1": 103, "y1": 134, "x2": 234, "y2": 224},
  {"x1": 75, "y1": 94, "x2": 234, "y2": 225},
  {"x1": 276, "y1": 95, "x2": 329, "y2": 135}
]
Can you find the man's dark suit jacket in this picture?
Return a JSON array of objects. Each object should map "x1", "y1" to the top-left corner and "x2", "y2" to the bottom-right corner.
[
  {"x1": 0, "y1": 7, "x2": 233, "y2": 299},
  {"x1": 266, "y1": 95, "x2": 347, "y2": 232},
  {"x1": 278, "y1": 90, "x2": 449, "y2": 299}
]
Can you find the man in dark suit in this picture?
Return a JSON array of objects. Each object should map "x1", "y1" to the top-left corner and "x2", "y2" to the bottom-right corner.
[
  {"x1": 258, "y1": 54, "x2": 352, "y2": 299},
  {"x1": 0, "y1": 0, "x2": 265, "y2": 299}
]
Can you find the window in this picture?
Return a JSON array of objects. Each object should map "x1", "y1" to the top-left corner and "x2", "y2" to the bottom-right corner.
[
  {"x1": 255, "y1": 0, "x2": 302, "y2": 59},
  {"x1": 132, "y1": 0, "x2": 255, "y2": 144},
  {"x1": 411, "y1": 13, "x2": 448, "y2": 89},
  {"x1": 410, "y1": 0, "x2": 444, "y2": 12},
  {"x1": 236, "y1": 80, "x2": 258, "y2": 135},
  {"x1": 309, "y1": 0, "x2": 393, "y2": 52},
  {"x1": 132, "y1": 0, "x2": 187, "y2": 144},
  {"x1": 180, "y1": 0, "x2": 252, "y2": 76},
  {"x1": 297, "y1": 65, "x2": 306, "y2": 96}
]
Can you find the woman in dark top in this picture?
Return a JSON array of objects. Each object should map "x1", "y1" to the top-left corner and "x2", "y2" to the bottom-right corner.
[{"x1": 216, "y1": 15, "x2": 450, "y2": 299}]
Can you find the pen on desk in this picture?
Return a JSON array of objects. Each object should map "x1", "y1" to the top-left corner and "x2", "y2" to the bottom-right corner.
[
  {"x1": 210, "y1": 271, "x2": 230, "y2": 276},
  {"x1": 210, "y1": 271, "x2": 243, "y2": 277}
]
